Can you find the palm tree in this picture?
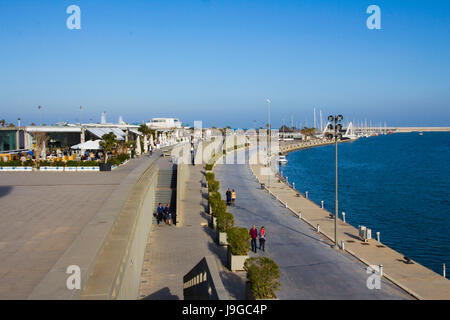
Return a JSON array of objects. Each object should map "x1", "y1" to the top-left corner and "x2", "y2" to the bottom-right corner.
[
  {"x1": 32, "y1": 132, "x2": 49, "y2": 169},
  {"x1": 100, "y1": 132, "x2": 117, "y2": 163}
]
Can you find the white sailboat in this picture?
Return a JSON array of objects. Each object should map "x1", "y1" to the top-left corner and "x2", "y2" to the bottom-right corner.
[{"x1": 343, "y1": 122, "x2": 358, "y2": 140}]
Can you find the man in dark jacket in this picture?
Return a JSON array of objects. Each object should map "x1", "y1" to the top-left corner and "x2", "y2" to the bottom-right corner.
[
  {"x1": 249, "y1": 225, "x2": 258, "y2": 253},
  {"x1": 156, "y1": 203, "x2": 164, "y2": 225},
  {"x1": 226, "y1": 188, "x2": 232, "y2": 206}
]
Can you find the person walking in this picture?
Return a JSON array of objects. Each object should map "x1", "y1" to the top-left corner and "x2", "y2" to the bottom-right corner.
[
  {"x1": 190, "y1": 144, "x2": 195, "y2": 165},
  {"x1": 231, "y1": 189, "x2": 236, "y2": 207},
  {"x1": 165, "y1": 203, "x2": 172, "y2": 225},
  {"x1": 156, "y1": 203, "x2": 164, "y2": 225},
  {"x1": 258, "y1": 226, "x2": 266, "y2": 251},
  {"x1": 226, "y1": 188, "x2": 232, "y2": 206},
  {"x1": 249, "y1": 225, "x2": 258, "y2": 253}
]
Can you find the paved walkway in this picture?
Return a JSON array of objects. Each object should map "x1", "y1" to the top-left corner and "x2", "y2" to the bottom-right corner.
[
  {"x1": 138, "y1": 164, "x2": 247, "y2": 300},
  {"x1": 214, "y1": 161, "x2": 413, "y2": 299},
  {"x1": 0, "y1": 156, "x2": 149, "y2": 299},
  {"x1": 250, "y1": 149, "x2": 450, "y2": 299}
]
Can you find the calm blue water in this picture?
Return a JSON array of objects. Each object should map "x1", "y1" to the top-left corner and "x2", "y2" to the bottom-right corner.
[{"x1": 280, "y1": 132, "x2": 450, "y2": 277}]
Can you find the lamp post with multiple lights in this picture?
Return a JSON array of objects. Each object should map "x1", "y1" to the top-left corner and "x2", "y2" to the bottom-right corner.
[
  {"x1": 266, "y1": 99, "x2": 271, "y2": 190},
  {"x1": 327, "y1": 114, "x2": 343, "y2": 248}
]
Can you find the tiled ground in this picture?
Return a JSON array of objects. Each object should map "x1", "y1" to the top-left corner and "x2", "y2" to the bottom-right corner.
[{"x1": 0, "y1": 159, "x2": 144, "y2": 299}]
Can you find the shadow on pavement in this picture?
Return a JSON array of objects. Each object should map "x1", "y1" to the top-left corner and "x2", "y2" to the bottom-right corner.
[
  {"x1": 0, "y1": 186, "x2": 12, "y2": 198},
  {"x1": 141, "y1": 287, "x2": 180, "y2": 300}
]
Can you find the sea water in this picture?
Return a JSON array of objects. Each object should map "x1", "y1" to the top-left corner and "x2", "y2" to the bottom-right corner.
[{"x1": 280, "y1": 132, "x2": 450, "y2": 277}]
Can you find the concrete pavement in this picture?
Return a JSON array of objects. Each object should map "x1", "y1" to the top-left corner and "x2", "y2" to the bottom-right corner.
[
  {"x1": 214, "y1": 161, "x2": 413, "y2": 299},
  {"x1": 138, "y1": 163, "x2": 248, "y2": 300},
  {"x1": 0, "y1": 156, "x2": 149, "y2": 299}
]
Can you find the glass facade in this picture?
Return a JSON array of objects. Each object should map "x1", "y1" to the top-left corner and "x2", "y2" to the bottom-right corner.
[{"x1": 0, "y1": 130, "x2": 16, "y2": 152}]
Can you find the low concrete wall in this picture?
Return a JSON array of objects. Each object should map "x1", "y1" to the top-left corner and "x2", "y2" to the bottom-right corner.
[
  {"x1": 183, "y1": 256, "x2": 230, "y2": 300},
  {"x1": 28, "y1": 157, "x2": 158, "y2": 300},
  {"x1": 176, "y1": 163, "x2": 190, "y2": 226},
  {"x1": 80, "y1": 163, "x2": 159, "y2": 299}
]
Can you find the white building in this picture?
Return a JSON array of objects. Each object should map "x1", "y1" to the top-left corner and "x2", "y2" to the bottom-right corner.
[{"x1": 146, "y1": 118, "x2": 182, "y2": 130}]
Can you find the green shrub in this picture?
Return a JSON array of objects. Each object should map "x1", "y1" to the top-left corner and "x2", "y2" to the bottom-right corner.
[
  {"x1": 80, "y1": 161, "x2": 100, "y2": 167},
  {"x1": 52, "y1": 161, "x2": 66, "y2": 167},
  {"x1": 227, "y1": 227, "x2": 250, "y2": 256},
  {"x1": 116, "y1": 153, "x2": 130, "y2": 163},
  {"x1": 206, "y1": 172, "x2": 215, "y2": 182},
  {"x1": 23, "y1": 160, "x2": 34, "y2": 167},
  {"x1": 66, "y1": 160, "x2": 79, "y2": 167},
  {"x1": 212, "y1": 199, "x2": 226, "y2": 217},
  {"x1": 208, "y1": 191, "x2": 221, "y2": 205},
  {"x1": 39, "y1": 160, "x2": 51, "y2": 167},
  {"x1": 216, "y1": 212, "x2": 234, "y2": 233},
  {"x1": 208, "y1": 180, "x2": 220, "y2": 193},
  {"x1": 0, "y1": 160, "x2": 22, "y2": 167},
  {"x1": 244, "y1": 257, "x2": 281, "y2": 299}
]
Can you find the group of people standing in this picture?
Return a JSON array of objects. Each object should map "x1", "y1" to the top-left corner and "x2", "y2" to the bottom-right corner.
[
  {"x1": 225, "y1": 188, "x2": 237, "y2": 206},
  {"x1": 155, "y1": 203, "x2": 177, "y2": 226},
  {"x1": 249, "y1": 225, "x2": 266, "y2": 253}
]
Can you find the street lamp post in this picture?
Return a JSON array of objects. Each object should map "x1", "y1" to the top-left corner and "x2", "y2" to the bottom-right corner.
[
  {"x1": 266, "y1": 99, "x2": 271, "y2": 191},
  {"x1": 327, "y1": 114, "x2": 343, "y2": 249},
  {"x1": 38, "y1": 105, "x2": 42, "y2": 126},
  {"x1": 80, "y1": 106, "x2": 83, "y2": 125}
]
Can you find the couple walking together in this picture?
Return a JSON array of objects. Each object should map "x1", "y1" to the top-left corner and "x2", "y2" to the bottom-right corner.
[
  {"x1": 249, "y1": 225, "x2": 266, "y2": 253},
  {"x1": 226, "y1": 188, "x2": 236, "y2": 206}
]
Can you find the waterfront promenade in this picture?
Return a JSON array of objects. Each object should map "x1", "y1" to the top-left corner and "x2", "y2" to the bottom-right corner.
[
  {"x1": 138, "y1": 161, "x2": 247, "y2": 300},
  {"x1": 214, "y1": 159, "x2": 411, "y2": 299},
  {"x1": 249, "y1": 147, "x2": 450, "y2": 299},
  {"x1": 0, "y1": 156, "x2": 151, "y2": 299}
]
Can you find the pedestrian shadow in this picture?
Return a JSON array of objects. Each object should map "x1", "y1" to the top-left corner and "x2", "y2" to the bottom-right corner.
[
  {"x1": 0, "y1": 186, "x2": 12, "y2": 198},
  {"x1": 140, "y1": 287, "x2": 180, "y2": 300}
]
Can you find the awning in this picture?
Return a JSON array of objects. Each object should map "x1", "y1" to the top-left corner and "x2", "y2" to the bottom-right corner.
[
  {"x1": 128, "y1": 128, "x2": 142, "y2": 136},
  {"x1": 71, "y1": 140, "x2": 102, "y2": 150},
  {"x1": 86, "y1": 127, "x2": 126, "y2": 141}
]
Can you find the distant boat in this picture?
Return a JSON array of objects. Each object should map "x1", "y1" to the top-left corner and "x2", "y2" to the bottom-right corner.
[{"x1": 278, "y1": 155, "x2": 288, "y2": 164}]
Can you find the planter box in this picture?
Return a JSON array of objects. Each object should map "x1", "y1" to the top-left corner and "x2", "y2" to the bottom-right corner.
[
  {"x1": 16, "y1": 167, "x2": 33, "y2": 172},
  {"x1": 216, "y1": 230, "x2": 228, "y2": 246},
  {"x1": 65, "y1": 167, "x2": 78, "y2": 172},
  {"x1": 210, "y1": 216, "x2": 217, "y2": 229},
  {"x1": 228, "y1": 248, "x2": 248, "y2": 271},
  {"x1": 78, "y1": 166, "x2": 100, "y2": 172},
  {"x1": 40, "y1": 166, "x2": 65, "y2": 171},
  {"x1": 0, "y1": 167, "x2": 33, "y2": 172},
  {"x1": 99, "y1": 163, "x2": 111, "y2": 171}
]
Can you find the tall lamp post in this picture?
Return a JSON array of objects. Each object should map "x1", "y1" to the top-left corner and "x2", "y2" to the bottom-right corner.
[
  {"x1": 266, "y1": 99, "x2": 271, "y2": 190},
  {"x1": 38, "y1": 105, "x2": 42, "y2": 126},
  {"x1": 79, "y1": 106, "x2": 83, "y2": 125},
  {"x1": 327, "y1": 114, "x2": 343, "y2": 248}
]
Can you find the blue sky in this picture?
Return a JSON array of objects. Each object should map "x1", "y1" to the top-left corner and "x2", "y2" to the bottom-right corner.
[{"x1": 0, "y1": 0, "x2": 449, "y2": 128}]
